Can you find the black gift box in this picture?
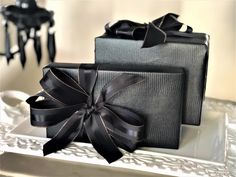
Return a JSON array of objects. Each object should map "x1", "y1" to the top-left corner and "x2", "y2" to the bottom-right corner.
[
  {"x1": 42, "y1": 63, "x2": 185, "y2": 149},
  {"x1": 95, "y1": 24, "x2": 209, "y2": 126}
]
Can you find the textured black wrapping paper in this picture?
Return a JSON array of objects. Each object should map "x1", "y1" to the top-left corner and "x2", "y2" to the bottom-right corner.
[
  {"x1": 95, "y1": 34, "x2": 209, "y2": 125},
  {"x1": 44, "y1": 63, "x2": 185, "y2": 149}
]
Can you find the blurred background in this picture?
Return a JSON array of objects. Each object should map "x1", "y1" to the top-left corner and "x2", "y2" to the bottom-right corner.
[{"x1": 0, "y1": 0, "x2": 236, "y2": 102}]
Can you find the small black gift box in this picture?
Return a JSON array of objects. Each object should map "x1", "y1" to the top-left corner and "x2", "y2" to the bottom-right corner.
[
  {"x1": 95, "y1": 13, "x2": 210, "y2": 125},
  {"x1": 27, "y1": 63, "x2": 185, "y2": 163}
]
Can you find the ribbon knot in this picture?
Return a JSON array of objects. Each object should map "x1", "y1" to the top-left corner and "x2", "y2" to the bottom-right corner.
[
  {"x1": 105, "y1": 13, "x2": 193, "y2": 48},
  {"x1": 85, "y1": 105, "x2": 96, "y2": 116},
  {"x1": 87, "y1": 105, "x2": 94, "y2": 112},
  {"x1": 27, "y1": 66, "x2": 145, "y2": 163}
]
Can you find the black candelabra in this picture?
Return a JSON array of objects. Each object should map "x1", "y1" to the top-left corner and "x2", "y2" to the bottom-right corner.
[{"x1": 0, "y1": 0, "x2": 56, "y2": 68}]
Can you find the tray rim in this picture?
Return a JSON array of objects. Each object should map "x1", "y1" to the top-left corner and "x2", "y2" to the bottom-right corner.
[{"x1": 0, "y1": 98, "x2": 236, "y2": 177}]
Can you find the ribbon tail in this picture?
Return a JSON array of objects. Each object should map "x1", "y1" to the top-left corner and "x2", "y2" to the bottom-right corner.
[
  {"x1": 43, "y1": 110, "x2": 86, "y2": 156},
  {"x1": 84, "y1": 113, "x2": 123, "y2": 163},
  {"x1": 142, "y1": 22, "x2": 166, "y2": 48}
]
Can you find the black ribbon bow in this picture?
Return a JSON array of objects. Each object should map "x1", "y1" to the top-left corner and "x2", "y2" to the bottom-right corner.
[
  {"x1": 105, "y1": 13, "x2": 193, "y2": 48},
  {"x1": 26, "y1": 67, "x2": 145, "y2": 163}
]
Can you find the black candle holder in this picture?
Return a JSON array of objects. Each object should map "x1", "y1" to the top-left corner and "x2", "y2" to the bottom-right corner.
[{"x1": 0, "y1": 0, "x2": 56, "y2": 68}]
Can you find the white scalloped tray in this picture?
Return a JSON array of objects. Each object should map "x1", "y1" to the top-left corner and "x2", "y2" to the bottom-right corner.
[{"x1": 1, "y1": 98, "x2": 236, "y2": 177}]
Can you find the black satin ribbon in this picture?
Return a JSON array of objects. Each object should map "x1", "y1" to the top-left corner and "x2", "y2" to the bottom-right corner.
[
  {"x1": 26, "y1": 67, "x2": 145, "y2": 163},
  {"x1": 105, "y1": 13, "x2": 193, "y2": 48}
]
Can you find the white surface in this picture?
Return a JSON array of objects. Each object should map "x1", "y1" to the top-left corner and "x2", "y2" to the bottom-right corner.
[
  {"x1": 145, "y1": 111, "x2": 226, "y2": 164},
  {"x1": 9, "y1": 109, "x2": 226, "y2": 164},
  {"x1": 0, "y1": 98, "x2": 236, "y2": 177}
]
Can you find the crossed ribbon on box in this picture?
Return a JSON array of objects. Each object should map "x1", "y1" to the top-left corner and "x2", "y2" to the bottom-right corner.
[{"x1": 26, "y1": 67, "x2": 145, "y2": 163}]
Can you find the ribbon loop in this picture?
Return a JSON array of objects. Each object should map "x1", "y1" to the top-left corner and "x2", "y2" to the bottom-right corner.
[
  {"x1": 27, "y1": 67, "x2": 145, "y2": 163},
  {"x1": 98, "y1": 104, "x2": 144, "y2": 152},
  {"x1": 105, "y1": 13, "x2": 193, "y2": 48},
  {"x1": 40, "y1": 67, "x2": 88, "y2": 105}
]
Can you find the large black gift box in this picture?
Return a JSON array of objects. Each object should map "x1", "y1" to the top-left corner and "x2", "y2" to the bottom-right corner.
[
  {"x1": 42, "y1": 63, "x2": 185, "y2": 149},
  {"x1": 95, "y1": 14, "x2": 210, "y2": 125}
]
